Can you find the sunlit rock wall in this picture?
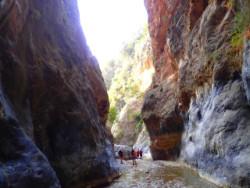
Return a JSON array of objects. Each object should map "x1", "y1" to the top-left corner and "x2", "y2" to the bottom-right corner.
[
  {"x1": 142, "y1": 0, "x2": 189, "y2": 160},
  {"x1": 143, "y1": 0, "x2": 250, "y2": 187},
  {"x1": 111, "y1": 99, "x2": 143, "y2": 145},
  {"x1": 110, "y1": 33, "x2": 154, "y2": 148},
  {"x1": 0, "y1": 0, "x2": 118, "y2": 187},
  {"x1": 136, "y1": 34, "x2": 155, "y2": 92}
]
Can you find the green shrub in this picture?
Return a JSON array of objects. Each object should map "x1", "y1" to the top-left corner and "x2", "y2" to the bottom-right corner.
[
  {"x1": 225, "y1": 0, "x2": 250, "y2": 71},
  {"x1": 129, "y1": 111, "x2": 141, "y2": 120},
  {"x1": 129, "y1": 142, "x2": 134, "y2": 147},
  {"x1": 107, "y1": 106, "x2": 118, "y2": 124},
  {"x1": 32, "y1": 9, "x2": 42, "y2": 20},
  {"x1": 105, "y1": 23, "x2": 149, "y2": 110},
  {"x1": 152, "y1": 84, "x2": 158, "y2": 88},
  {"x1": 126, "y1": 108, "x2": 132, "y2": 115},
  {"x1": 211, "y1": 49, "x2": 222, "y2": 62},
  {"x1": 114, "y1": 129, "x2": 123, "y2": 139},
  {"x1": 229, "y1": 0, "x2": 250, "y2": 54},
  {"x1": 135, "y1": 119, "x2": 143, "y2": 135},
  {"x1": 117, "y1": 129, "x2": 123, "y2": 138},
  {"x1": 145, "y1": 127, "x2": 150, "y2": 137}
]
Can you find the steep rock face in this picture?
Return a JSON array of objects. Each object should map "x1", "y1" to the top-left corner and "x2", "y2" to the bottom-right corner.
[
  {"x1": 242, "y1": 39, "x2": 250, "y2": 105},
  {"x1": 144, "y1": 0, "x2": 250, "y2": 187},
  {"x1": 189, "y1": 0, "x2": 208, "y2": 30},
  {"x1": 134, "y1": 126, "x2": 151, "y2": 154},
  {"x1": 142, "y1": 77, "x2": 183, "y2": 160},
  {"x1": 142, "y1": 0, "x2": 189, "y2": 160},
  {"x1": 180, "y1": 81, "x2": 250, "y2": 187},
  {"x1": 136, "y1": 34, "x2": 155, "y2": 92},
  {"x1": 111, "y1": 99, "x2": 143, "y2": 146},
  {"x1": 0, "y1": 0, "x2": 118, "y2": 187},
  {"x1": 179, "y1": 1, "x2": 250, "y2": 186}
]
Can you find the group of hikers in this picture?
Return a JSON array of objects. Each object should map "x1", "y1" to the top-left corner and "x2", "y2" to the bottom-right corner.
[{"x1": 118, "y1": 147, "x2": 143, "y2": 165}]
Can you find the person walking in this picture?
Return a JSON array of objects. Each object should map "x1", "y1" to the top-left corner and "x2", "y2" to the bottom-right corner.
[
  {"x1": 140, "y1": 149, "x2": 143, "y2": 159},
  {"x1": 137, "y1": 149, "x2": 140, "y2": 158},
  {"x1": 131, "y1": 147, "x2": 137, "y2": 165},
  {"x1": 118, "y1": 148, "x2": 124, "y2": 164}
]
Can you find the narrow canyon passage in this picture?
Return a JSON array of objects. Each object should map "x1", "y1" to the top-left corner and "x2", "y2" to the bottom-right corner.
[
  {"x1": 107, "y1": 158, "x2": 218, "y2": 188},
  {"x1": 0, "y1": 0, "x2": 249, "y2": 187}
]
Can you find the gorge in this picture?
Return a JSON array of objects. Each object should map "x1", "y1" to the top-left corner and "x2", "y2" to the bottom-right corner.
[{"x1": 0, "y1": 0, "x2": 249, "y2": 188}]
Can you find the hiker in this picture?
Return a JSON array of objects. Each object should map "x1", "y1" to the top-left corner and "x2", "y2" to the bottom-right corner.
[
  {"x1": 137, "y1": 149, "x2": 140, "y2": 158},
  {"x1": 131, "y1": 147, "x2": 137, "y2": 165},
  {"x1": 134, "y1": 149, "x2": 137, "y2": 159},
  {"x1": 140, "y1": 149, "x2": 143, "y2": 159},
  {"x1": 118, "y1": 148, "x2": 123, "y2": 164}
]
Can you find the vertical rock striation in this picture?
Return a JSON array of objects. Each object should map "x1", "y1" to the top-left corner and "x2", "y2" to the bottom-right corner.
[
  {"x1": 242, "y1": 39, "x2": 250, "y2": 105},
  {"x1": 143, "y1": 0, "x2": 250, "y2": 187},
  {"x1": 0, "y1": 0, "x2": 118, "y2": 187}
]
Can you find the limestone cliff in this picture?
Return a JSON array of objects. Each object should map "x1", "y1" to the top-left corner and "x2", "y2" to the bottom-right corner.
[
  {"x1": 105, "y1": 29, "x2": 154, "y2": 149},
  {"x1": 111, "y1": 99, "x2": 143, "y2": 146},
  {"x1": 142, "y1": 0, "x2": 250, "y2": 187},
  {"x1": 0, "y1": 0, "x2": 118, "y2": 187},
  {"x1": 142, "y1": 0, "x2": 188, "y2": 160}
]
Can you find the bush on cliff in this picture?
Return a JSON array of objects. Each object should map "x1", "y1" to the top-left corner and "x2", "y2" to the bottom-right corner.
[{"x1": 108, "y1": 106, "x2": 118, "y2": 124}]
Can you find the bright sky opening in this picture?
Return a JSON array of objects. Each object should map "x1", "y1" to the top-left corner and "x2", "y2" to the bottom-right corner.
[{"x1": 77, "y1": 0, "x2": 148, "y2": 67}]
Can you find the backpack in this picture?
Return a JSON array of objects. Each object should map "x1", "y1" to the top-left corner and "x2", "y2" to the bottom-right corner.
[{"x1": 118, "y1": 150, "x2": 122, "y2": 157}]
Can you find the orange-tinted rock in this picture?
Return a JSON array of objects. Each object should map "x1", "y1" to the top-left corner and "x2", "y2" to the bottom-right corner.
[
  {"x1": 144, "y1": 0, "x2": 250, "y2": 187},
  {"x1": 0, "y1": 0, "x2": 118, "y2": 187},
  {"x1": 85, "y1": 58, "x2": 110, "y2": 126},
  {"x1": 189, "y1": 0, "x2": 208, "y2": 30},
  {"x1": 142, "y1": 0, "x2": 189, "y2": 160},
  {"x1": 141, "y1": 77, "x2": 183, "y2": 160}
]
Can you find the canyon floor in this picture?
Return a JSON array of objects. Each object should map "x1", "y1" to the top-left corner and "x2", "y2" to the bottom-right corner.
[{"x1": 106, "y1": 158, "x2": 219, "y2": 188}]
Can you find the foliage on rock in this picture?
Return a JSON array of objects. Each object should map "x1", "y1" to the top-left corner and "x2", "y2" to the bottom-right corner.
[
  {"x1": 106, "y1": 24, "x2": 149, "y2": 111},
  {"x1": 107, "y1": 106, "x2": 118, "y2": 124}
]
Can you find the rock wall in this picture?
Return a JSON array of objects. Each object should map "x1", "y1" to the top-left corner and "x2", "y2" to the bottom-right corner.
[
  {"x1": 143, "y1": 0, "x2": 250, "y2": 187},
  {"x1": 142, "y1": 0, "x2": 188, "y2": 160},
  {"x1": 0, "y1": 0, "x2": 118, "y2": 187},
  {"x1": 243, "y1": 39, "x2": 250, "y2": 105},
  {"x1": 111, "y1": 99, "x2": 143, "y2": 146}
]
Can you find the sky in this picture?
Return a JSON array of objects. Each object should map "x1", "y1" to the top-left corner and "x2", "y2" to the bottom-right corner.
[{"x1": 77, "y1": 0, "x2": 148, "y2": 67}]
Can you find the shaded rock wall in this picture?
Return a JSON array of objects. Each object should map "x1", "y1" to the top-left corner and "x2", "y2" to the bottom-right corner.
[
  {"x1": 0, "y1": 0, "x2": 118, "y2": 187},
  {"x1": 180, "y1": 81, "x2": 250, "y2": 187},
  {"x1": 143, "y1": 0, "x2": 250, "y2": 187},
  {"x1": 243, "y1": 39, "x2": 250, "y2": 105}
]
